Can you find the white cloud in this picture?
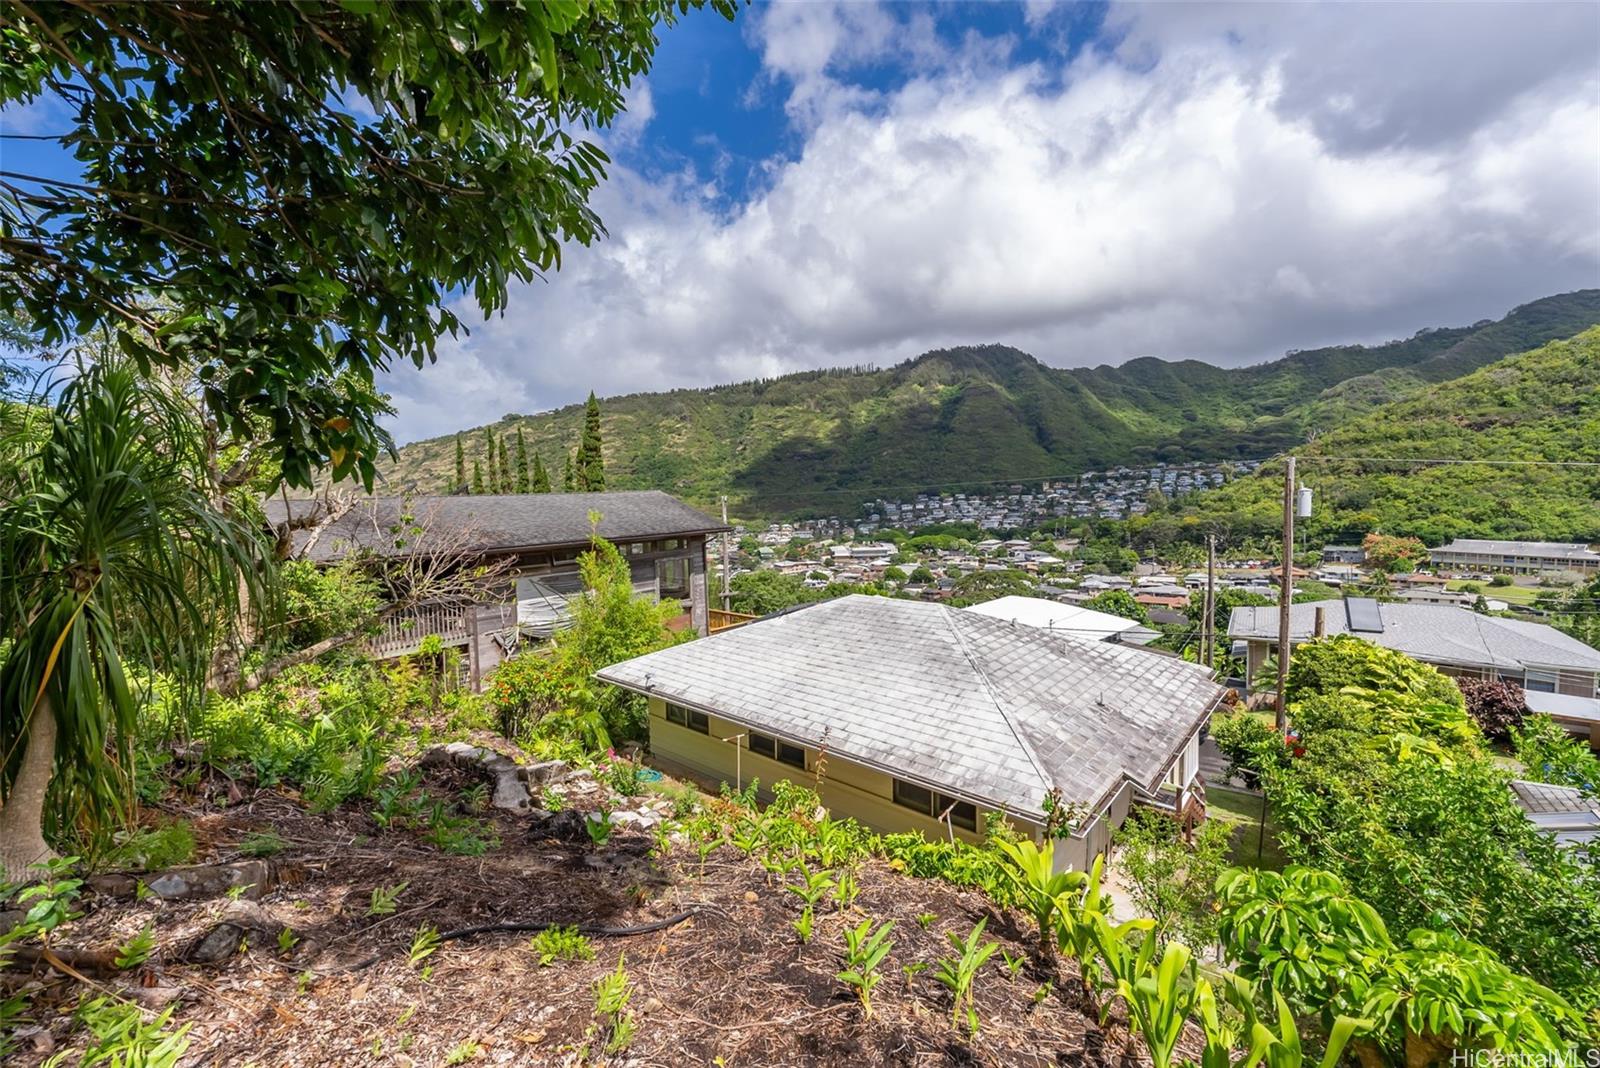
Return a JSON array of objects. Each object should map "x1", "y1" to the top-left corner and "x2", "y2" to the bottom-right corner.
[{"x1": 382, "y1": 1, "x2": 1600, "y2": 443}]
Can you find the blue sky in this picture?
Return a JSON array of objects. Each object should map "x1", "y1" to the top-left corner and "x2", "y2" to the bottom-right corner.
[
  {"x1": 5, "y1": 3, "x2": 1597, "y2": 443},
  {"x1": 375, "y1": 0, "x2": 1598, "y2": 443}
]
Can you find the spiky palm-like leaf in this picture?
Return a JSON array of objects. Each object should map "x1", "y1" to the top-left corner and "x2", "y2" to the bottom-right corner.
[{"x1": 0, "y1": 364, "x2": 269, "y2": 868}]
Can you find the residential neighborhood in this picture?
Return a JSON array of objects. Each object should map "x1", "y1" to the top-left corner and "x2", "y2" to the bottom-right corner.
[{"x1": 4, "y1": 2, "x2": 1598, "y2": 1065}]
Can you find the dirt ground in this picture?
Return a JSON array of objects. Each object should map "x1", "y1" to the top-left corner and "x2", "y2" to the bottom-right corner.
[{"x1": 4, "y1": 760, "x2": 1194, "y2": 1067}]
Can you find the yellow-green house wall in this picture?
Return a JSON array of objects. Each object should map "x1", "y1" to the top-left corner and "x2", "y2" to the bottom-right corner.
[{"x1": 644, "y1": 696, "x2": 1039, "y2": 846}]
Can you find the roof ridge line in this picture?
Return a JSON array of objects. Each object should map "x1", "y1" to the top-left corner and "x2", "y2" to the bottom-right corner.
[{"x1": 942, "y1": 608, "x2": 1052, "y2": 795}]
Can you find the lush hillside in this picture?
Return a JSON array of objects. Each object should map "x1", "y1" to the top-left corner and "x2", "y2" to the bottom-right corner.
[
  {"x1": 1167, "y1": 327, "x2": 1600, "y2": 545},
  {"x1": 378, "y1": 291, "x2": 1600, "y2": 515}
]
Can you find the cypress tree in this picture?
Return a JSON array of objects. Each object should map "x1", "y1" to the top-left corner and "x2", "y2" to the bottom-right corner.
[
  {"x1": 482, "y1": 428, "x2": 497, "y2": 492},
  {"x1": 562, "y1": 450, "x2": 576, "y2": 492},
  {"x1": 577, "y1": 391, "x2": 605, "y2": 491},
  {"x1": 515, "y1": 429, "x2": 531, "y2": 493},
  {"x1": 531, "y1": 453, "x2": 551, "y2": 493},
  {"x1": 472, "y1": 458, "x2": 485, "y2": 495},
  {"x1": 453, "y1": 434, "x2": 466, "y2": 492},
  {"x1": 497, "y1": 437, "x2": 511, "y2": 495}
]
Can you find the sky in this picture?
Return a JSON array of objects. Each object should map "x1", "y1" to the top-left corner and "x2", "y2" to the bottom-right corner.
[
  {"x1": 7, "y1": 2, "x2": 1599, "y2": 443},
  {"x1": 380, "y1": 0, "x2": 1600, "y2": 443}
]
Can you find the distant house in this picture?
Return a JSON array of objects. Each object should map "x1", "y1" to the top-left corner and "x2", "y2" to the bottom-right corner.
[
  {"x1": 1391, "y1": 588, "x2": 1503, "y2": 610},
  {"x1": 1508, "y1": 780, "x2": 1599, "y2": 851},
  {"x1": 1228, "y1": 597, "x2": 1600, "y2": 703},
  {"x1": 1321, "y1": 545, "x2": 1367, "y2": 565},
  {"x1": 1429, "y1": 539, "x2": 1600, "y2": 576},
  {"x1": 597, "y1": 595, "x2": 1225, "y2": 872},
  {"x1": 963, "y1": 595, "x2": 1161, "y2": 646},
  {"x1": 266, "y1": 491, "x2": 729, "y2": 678},
  {"x1": 1133, "y1": 587, "x2": 1190, "y2": 611}
]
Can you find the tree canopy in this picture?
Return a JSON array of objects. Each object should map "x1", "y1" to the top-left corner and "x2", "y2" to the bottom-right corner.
[{"x1": 0, "y1": 1, "x2": 734, "y2": 488}]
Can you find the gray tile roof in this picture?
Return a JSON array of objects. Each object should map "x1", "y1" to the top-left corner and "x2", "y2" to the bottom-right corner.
[
  {"x1": 596, "y1": 595, "x2": 1224, "y2": 821},
  {"x1": 1226, "y1": 599, "x2": 1600, "y2": 673},
  {"x1": 264, "y1": 491, "x2": 728, "y2": 563}
]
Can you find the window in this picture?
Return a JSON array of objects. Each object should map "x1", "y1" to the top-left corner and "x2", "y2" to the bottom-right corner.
[
  {"x1": 664, "y1": 703, "x2": 708, "y2": 733},
  {"x1": 892, "y1": 778, "x2": 932, "y2": 815},
  {"x1": 748, "y1": 732, "x2": 806, "y2": 768},
  {"x1": 1523, "y1": 668, "x2": 1558, "y2": 694},
  {"x1": 892, "y1": 778, "x2": 977, "y2": 831},
  {"x1": 936, "y1": 794, "x2": 978, "y2": 831},
  {"x1": 657, "y1": 557, "x2": 690, "y2": 598}
]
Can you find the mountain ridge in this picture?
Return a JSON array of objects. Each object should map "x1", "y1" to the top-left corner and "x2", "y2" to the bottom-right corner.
[{"x1": 377, "y1": 290, "x2": 1600, "y2": 515}]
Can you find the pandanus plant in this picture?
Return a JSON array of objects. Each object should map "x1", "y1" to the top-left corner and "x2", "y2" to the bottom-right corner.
[{"x1": 0, "y1": 365, "x2": 267, "y2": 881}]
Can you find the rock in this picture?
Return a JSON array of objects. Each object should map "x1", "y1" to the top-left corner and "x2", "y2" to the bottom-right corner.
[
  {"x1": 129, "y1": 984, "x2": 184, "y2": 1010},
  {"x1": 418, "y1": 742, "x2": 534, "y2": 813},
  {"x1": 131, "y1": 860, "x2": 271, "y2": 902},
  {"x1": 743, "y1": 891, "x2": 758, "y2": 904},
  {"x1": 188, "y1": 923, "x2": 246, "y2": 963},
  {"x1": 490, "y1": 774, "x2": 532, "y2": 812},
  {"x1": 528, "y1": 809, "x2": 589, "y2": 842},
  {"x1": 185, "y1": 900, "x2": 283, "y2": 964},
  {"x1": 520, "y1": 761, "x2": 568, "y2": 785}
]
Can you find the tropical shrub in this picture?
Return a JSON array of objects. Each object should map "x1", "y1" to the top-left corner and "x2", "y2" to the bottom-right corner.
[
  {"x1": 1252, "y1": 638, "x2": 1600, "y2": 1014},
  {"x1": 490, "y1": 533, "x2": 682, "y2": 748},
  {"x1": 1513, "y1": 714, "x2": 1600, "y2": 795},
  {"x1": 994, "y1": 838, "x2": 1085, "y2": 955},
  {"x1": 1112, "y1": 809, "x2": 1231, "y2": 949},
  {"x1": 1455, "y1": 678, "x2": 1528, "y2": 742}
]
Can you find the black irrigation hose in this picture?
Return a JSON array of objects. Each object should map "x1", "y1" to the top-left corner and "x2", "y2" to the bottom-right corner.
[{"x1": 337, "y1": 905, "x2": 706, "y2": 973}]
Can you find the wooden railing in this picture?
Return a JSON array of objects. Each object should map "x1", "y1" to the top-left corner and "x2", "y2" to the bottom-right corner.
[
  {"x1": 708, "y1": 608, "x2": 759, "y2": 634},
  {"x1": 368, "y1": 602, "x2": 471, "y2": 659}
]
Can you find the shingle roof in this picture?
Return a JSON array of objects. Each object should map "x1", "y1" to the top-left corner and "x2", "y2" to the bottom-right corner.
[
  {"x1": 263, "y1": 491, "x2": 727, "y2": 563},
  {"x1": 1509, "y1": 780, "x2": 1600, "y2": 849},
  {"x1": 1226, "y1": 599, "x2": 1600, "y2": 673},
  {"x1": 596, "y1": 595, "x2": 1223, "y2": 821},
  {"x1": 963, "y1": 596, "x2": 1160, "y2": 645},
  {"x1": 1432, "y1": 539, "x2": 1600, "y2": 561}
]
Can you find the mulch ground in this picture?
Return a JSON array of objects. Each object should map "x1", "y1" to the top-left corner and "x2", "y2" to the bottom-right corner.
[{"x1": 5, "y1": 760, "x2": 1191, "y2": 1067}]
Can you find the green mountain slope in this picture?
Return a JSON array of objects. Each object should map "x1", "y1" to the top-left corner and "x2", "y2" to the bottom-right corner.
[
  {"x1": 379, "y1": 291, "x2": 1600, "y2": 515},
  {"x1": 1169, "y1": 327, "x2": 1600, "y2": 544}
]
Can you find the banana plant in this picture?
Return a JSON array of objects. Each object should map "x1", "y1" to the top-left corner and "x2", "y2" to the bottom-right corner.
[
  {"x1": 995, "y1": 838, "x2": 1086, "y2": 956},
  {"x1": 1117, "y1": 940, "x2": 1205, "y2": 1068}
]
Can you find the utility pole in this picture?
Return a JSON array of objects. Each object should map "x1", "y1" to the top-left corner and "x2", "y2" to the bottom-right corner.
[
  {"x1": 1275, "y1": 456, "x2": 1296, "y2": 730},
  {"x1": 1203, "y1": 533, "x2": 1216, "y2": 669},
  {"x1": 719, "y1": 494, "x2": 732, "y2": 612}
]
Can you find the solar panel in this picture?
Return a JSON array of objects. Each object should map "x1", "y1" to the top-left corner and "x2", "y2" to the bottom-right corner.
[{"x1": 1344, "y1": 596, "x2": 1384, "y2": 634}]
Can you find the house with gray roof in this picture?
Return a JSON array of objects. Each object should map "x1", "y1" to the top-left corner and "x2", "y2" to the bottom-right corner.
[
  {"x1": 1228, "y1": 598, "x2": 1600, "y2": 708},
  {"x1": 1429, "y1": 539, "x2": 1600, "y2": 576},
  {"x1": 265, "y1": 491, "x2": 729, "y2": 675},
  {"x1": 597, "y1": 595, "x2": 1226, "y2": 872}
]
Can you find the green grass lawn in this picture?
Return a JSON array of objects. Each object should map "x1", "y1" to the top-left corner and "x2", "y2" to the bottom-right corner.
[
  {"x1": 1445, "y1": 579, "x2": 1542, "y2": 606},
  {"x1": 1207, "y1": 785, "x2": 1289, "y2": 870}
]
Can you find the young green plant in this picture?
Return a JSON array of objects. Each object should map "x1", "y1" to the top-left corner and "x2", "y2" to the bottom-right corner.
[
  {"x1": 934, "y1": 918, "x2": 1000, "y2": 1037},
  {"x1": 836, "y1": 919, "x2": 895, "y2": 1017}
]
